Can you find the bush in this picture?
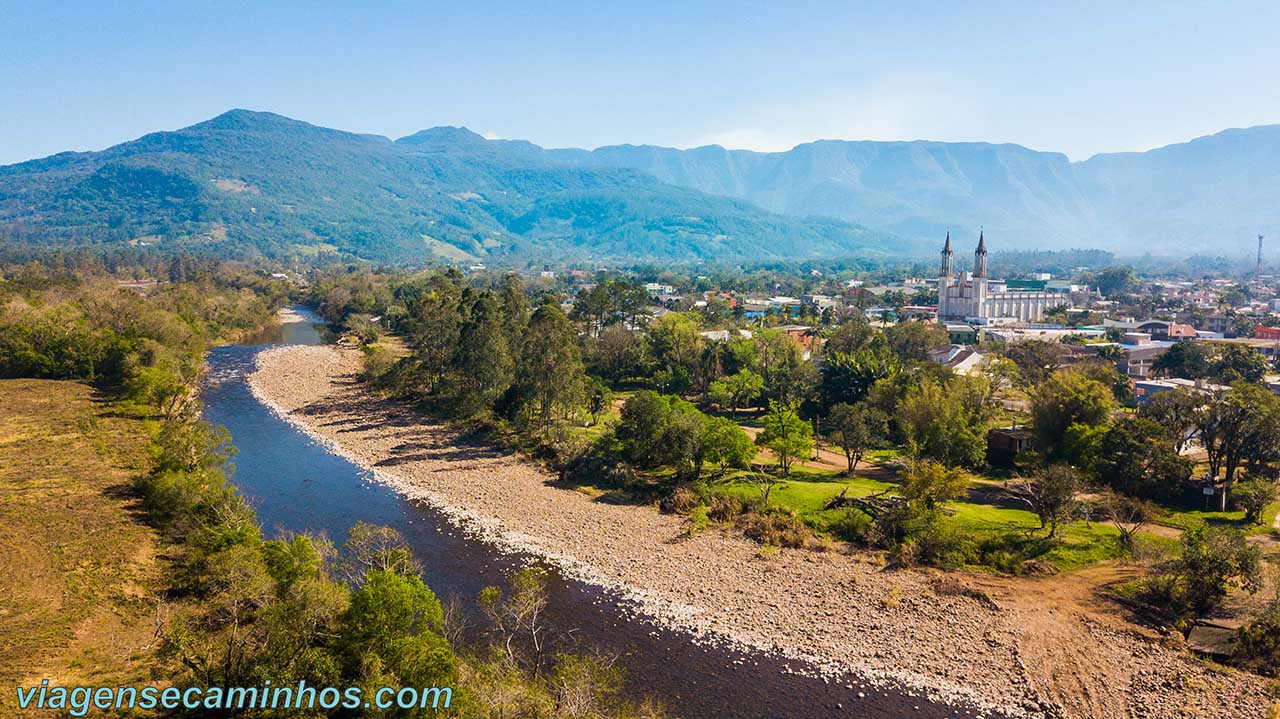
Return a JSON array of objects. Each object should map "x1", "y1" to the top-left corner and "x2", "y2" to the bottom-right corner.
[
  {"x1": 737, "y1": 510, "x2": 811, "y2": 549},
  {"x1": 684, "y1": 505, "x2": 710, "y2": 535},
  {"x1": 359, "y1": 343, "x2": 397, "y2": 382},
  {"x1": 1123, "y1": 526, "x2": 1263, "y2": 623},
  {"x1": 1234, "y1": 605, "x2": 1280, "y2": 676},
  {"x1": 705, "y1": 493, "x2": 749, "y2": 523},
  {"x1": 660, "y1": 486, "x2": 701, "y2": 514},
  {"x1": 1233, "y1": 478, "x2": 1278, "y2": 525}
]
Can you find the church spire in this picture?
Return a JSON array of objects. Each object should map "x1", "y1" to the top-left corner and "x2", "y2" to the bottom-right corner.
[
  {"x1": 940, "y1": 231, "x2": 953, "y2": 278},
  {"x1": 974, "y1": 230, "x2": 988, "y2": 278}
]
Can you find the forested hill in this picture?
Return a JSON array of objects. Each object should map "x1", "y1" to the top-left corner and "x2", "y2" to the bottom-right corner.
[
  {"x1": 0, "y1": 110, "x2": 905, "y2": 264},
  {"x1": 544, "y1": 126, "x2": 1280, "y2": 255}
]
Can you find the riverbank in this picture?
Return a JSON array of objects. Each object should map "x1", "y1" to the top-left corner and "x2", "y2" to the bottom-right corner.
[{"x1": 248, "y1": 343, "x2": 1274, "y2": 719}]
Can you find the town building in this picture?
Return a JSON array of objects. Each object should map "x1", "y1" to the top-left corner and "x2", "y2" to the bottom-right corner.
[
  {"x1": 937, "y1": 233, "x2": 1065, "y2": 322},
  {"x1": 1134, "y1": 378, "x2": 1228, "y2": 405},
  {"x1": 927, "y1": 344, "x2": 987, "y2": 375},
  {"x1": 987, "y1": 427, "x2": 1035, "y2": 468}
]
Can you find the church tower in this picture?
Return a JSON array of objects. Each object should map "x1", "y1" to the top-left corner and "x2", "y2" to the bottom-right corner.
[
  {"x1": 940, "y1": 231, "x2": 954, "y2": 279},
  {"x1": 974, "y1": 231, "x2": 988, "y2": 278}
]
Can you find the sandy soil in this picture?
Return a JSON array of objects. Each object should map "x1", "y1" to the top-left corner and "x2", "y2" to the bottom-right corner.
[{"x1": 249, "y1": 343, "x2": 1275, "y2": 719}]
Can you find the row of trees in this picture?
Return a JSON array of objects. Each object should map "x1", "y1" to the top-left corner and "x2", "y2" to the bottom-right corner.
[{"x1": 0, "y1": 264, "x2": 285, "y2": 415}]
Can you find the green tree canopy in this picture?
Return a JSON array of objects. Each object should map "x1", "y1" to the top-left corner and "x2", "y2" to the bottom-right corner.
[
  {"x1": 756, "y1": 400, "x2": 814, "y2": 475},
  {"x1": 1030, "y1": 368, "x2": 1117, "y2": 459}
]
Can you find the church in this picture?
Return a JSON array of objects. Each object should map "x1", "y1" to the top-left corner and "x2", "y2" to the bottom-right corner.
[{"x1": 937, "y1": 232, "x2": 1063, "y2": 322}]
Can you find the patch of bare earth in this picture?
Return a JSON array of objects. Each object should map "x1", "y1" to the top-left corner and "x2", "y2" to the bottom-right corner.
[{"x1": 250, "y1": 345, "x2": 1277, "y2": 719}]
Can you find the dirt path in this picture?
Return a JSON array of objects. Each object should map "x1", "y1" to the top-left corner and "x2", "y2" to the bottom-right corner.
[{"x1": 250, "y1": 343, "x2": 1276, "y2": 719}]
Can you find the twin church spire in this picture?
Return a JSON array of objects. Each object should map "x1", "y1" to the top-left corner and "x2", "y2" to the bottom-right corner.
[{"x1": 940, "y1": 231, "x2": 987, "y2": 279}]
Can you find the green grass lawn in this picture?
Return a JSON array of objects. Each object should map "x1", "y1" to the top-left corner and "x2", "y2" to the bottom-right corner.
[
  {"x1": 1157, "y1": 500, "x2": 1280, "y2": 536},
  {"x1": 710, "y1": 468, "x2": 1150, "y2": 571}
]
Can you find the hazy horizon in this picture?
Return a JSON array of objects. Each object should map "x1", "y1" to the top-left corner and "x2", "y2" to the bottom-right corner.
[{"x1": 3, "y1": 105, "x2": 1277, "y2": 169}]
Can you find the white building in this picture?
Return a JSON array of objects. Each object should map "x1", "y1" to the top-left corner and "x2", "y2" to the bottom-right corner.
[{"x1": 937, "y1": 232, "x2": 1064, "y2": 322}]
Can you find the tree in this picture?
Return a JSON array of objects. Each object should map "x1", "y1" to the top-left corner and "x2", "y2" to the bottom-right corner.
[
  {"x1": 1002, "y1": 340, "x2": 1065, "y2": 387},
  {"x1": 1174, "y1": 525, "x2": 1261, "y2": 613},
  {"x1": 586, "y1": 379, "x2": 613, "y2": 426},
  {"x1": 498, "y1": 272, "x2": 531, "y2": 351},
  {"x1": 1029, "y1": 368, "x2": 1117, "y2": 459},
  {"x1": 1095, "y1": 417, "x2": 1193, "y2": 500},
  {"x1": 1092, "y1": 265, "x2": 1137, "y2": 296},
  {"x1": 825, "y1": 316, "x2": 874, "y2": 356},
  {"x1": 707, "y1": 368, "x2": 764, "y2": 418},
  {"x1": 753, "y1": 329, "x2": 815, "y2": 405},
  {"x1": 1211, "y1": 343, "x2": 1269, "y2": 384},
  {"x1": 1196, "y1": 384, "x2": 1280, "y2": 510},
  {"x1": 819, "y1": 343, "x2": 899, "y2": 409},
  {"x1": 884, "y1": 321, "x2": 950, "y2": 362},
  {"x1": 516, "y1": 301, "x2": 586, "y2": 429},
  {"x1": 479, "y1": 567, "x2": 549, "y2": 671},
  {"x1": 747, "y1": 470, "x2": 782, "y2": 508},
  {"x1": 1005, "y1": 465, "x2": 1083, "y2": 538},
  {"x1": 900, "y1": 460, "x2": 969, "y2": 511},
  {"x1": 1100, "y1": 491, "x2": 1152, "y2": 550},
  {"x1": 616, "y1": 391, "x2": 741, "y2": 480},
  {"x1": 344, "y1": 570, "x2": 455, "y2": 689},
  {"x1": 756, "y1": 401, "x2": 814, "y2": 475},
  {"x1": 453, "y1": 291, "x2": 514, "y2": 415},
  {"x1": 1138, "y1": 387, "x2": 1203, "y2": 452},
  {"x1": 589, "y1": 325, "x2": 647, "y2": 382},
  {"x1": 616, "y1": 391, "x2": 674, "y2": 469},
  {"x1": 662, "y1": 404, "x2": 710, "y2": 480},
  {"x1": 984, "y1": 356, "x2": 1021, "y2": 396},
  {"x1": 343, "y1": 521, "x2": 420, "y2": 580},
  {"x1": 648, "y1": 312, "x2": 703, "y2": 380},
  {"x1": 402, "y1": 275, "x2": 464, "y2": 394},
  {"x1": 826, "y1": 402, "x2": 887, "y2": 474},
  {"x1": 895, "y1": 375, "x2": 991, "y2": 470},
  {"x1": 702, "y1": 416, "x2": 756, "y2": 474},
  {"x1": 1156, "y1": 341, "x2": 1214, "y2": 379},
  {"x1": 1058, "y1": 422, "x2": 1108, "y2": 474},
  {"x1": 1233, "y1": 478, "x2": 1279, "y2": 525}
]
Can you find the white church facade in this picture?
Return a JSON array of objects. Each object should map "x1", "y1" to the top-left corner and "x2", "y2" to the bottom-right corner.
[{"x1": 937, "y1": 233, "x2": 1064, "y2": 322}]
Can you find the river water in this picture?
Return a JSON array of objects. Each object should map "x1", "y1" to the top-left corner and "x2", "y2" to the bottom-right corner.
[{"x1": 200, "y1": 309, "x2": 978, "y2": 719}]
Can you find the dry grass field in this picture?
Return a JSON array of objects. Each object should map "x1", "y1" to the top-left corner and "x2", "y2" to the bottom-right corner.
[{"x1": 0, "y1": 380, "x2": 168, "y2": 708}]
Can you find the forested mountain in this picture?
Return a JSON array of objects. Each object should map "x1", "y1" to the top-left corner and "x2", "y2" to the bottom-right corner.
[
  {"x1": 4, "y1": 110, "x2": 1277, "y2": 262},
  {"x1": 547, "y1": 126, "x2": 1280, "y2": 255},
  {"x1": 0, "y1": 110, "x2": 903, "y2": 263}
]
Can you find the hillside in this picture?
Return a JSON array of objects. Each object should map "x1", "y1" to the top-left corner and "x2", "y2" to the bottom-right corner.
[
  {"x1": 0, "y1": 111, "x2": 903, "y2": 263},
  {"x1": 547, "y1": 126, "x2": 1280, "y2": 255},
  {"x1": 5, "y1": 110, "x2": 1277, "y2": 260}
]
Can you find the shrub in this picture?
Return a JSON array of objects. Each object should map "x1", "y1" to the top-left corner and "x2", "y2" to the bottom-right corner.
[
  {"x1": 1234, "y1": 605, "x2": 1280, "y2": 676},
  {"x1": 705, "y1": 494, "x2": 749, "y2": 523},
  {"x1": 660, "y1": 486, "x2": 701, "y2": 514},
  {"x1": 684, "y1": 505, "x2": 710, "y2": 535},
  {"x1": 1233, "y1": 478, "x2": 1279, "y2": 525},
  {"x1": 360, "y1": 343, "x2": 397, "y2": 382},
  {"x1": 737, "y1": 510, "x2": 811, "y2": 549}
]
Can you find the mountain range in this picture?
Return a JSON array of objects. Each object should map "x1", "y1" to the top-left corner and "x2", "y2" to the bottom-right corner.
[
  {"x1": 544, "y1": 126, "x2": 1280, "y2": 256},
  {"x1": 1, "y1": 109, "x2": 1277, "y2": 263},
  {"x1": 0, "y1": 111, "x2": 900, "y2": 264}
]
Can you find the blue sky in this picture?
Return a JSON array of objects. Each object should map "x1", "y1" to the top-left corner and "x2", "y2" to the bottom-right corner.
[{"x1": 2, "y1": 1, "x2": 1278, "y2": 165}]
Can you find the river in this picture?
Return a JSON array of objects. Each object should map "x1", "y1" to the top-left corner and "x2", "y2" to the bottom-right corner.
[{"x1": 200, "y1": 308, "x2": 976, "y2": 719}]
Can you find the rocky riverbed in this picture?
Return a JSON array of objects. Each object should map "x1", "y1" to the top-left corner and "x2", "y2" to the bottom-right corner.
[{"x1": 248, "y1": 343, "x2": 1274, "y2": 719}]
